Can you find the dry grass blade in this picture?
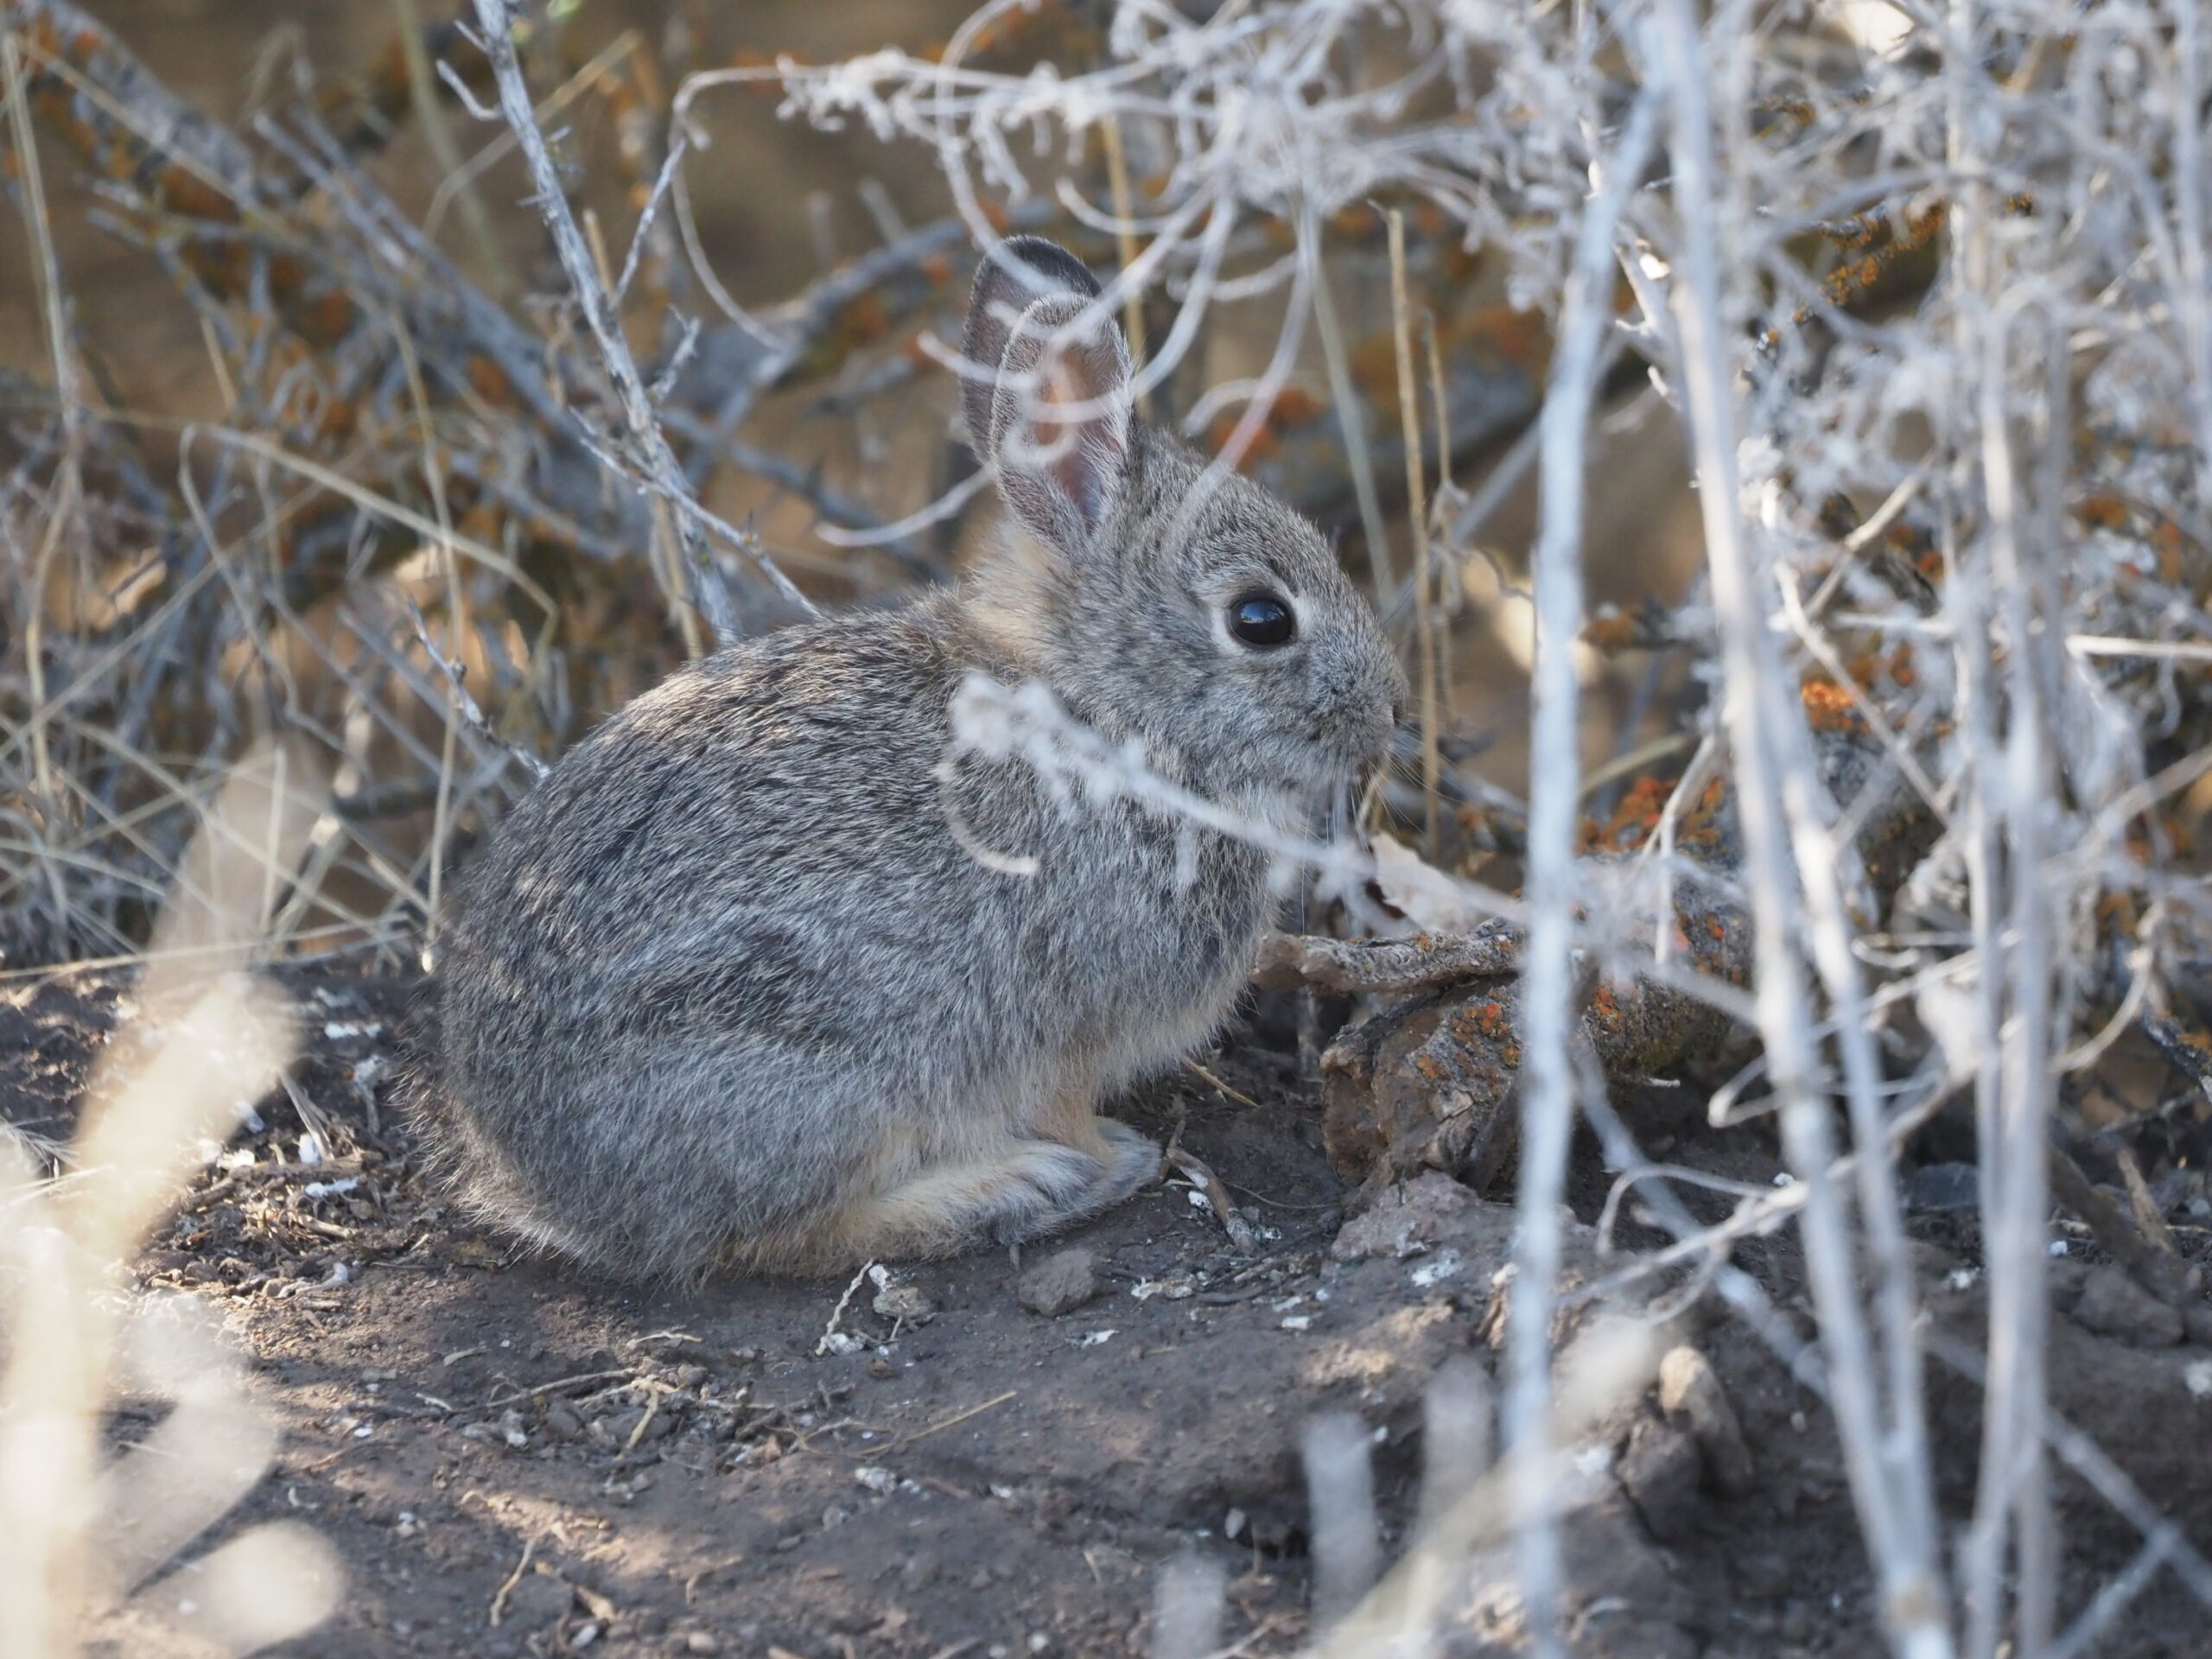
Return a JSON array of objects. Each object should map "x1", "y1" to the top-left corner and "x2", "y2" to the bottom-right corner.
[{"x1": 0, "y1": 745, "x2": 340, "y2": 1657}]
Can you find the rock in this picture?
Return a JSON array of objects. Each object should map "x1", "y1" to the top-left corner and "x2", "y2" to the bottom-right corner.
[
  {"x1": 2187, "y1": 1300, "x2": 2212, "y2": 1348},
  {"x1": 1018, "y1": 1248, "x2": 1102, "y2": 1317},
  {"x1": 873, "y1": 1284, "x2": 937, "y2": 1324},
  {"x1": 543, "y1": 1402, "x2": 585, "y2": 1441},
  {"x1": 1616, "y1": 1414, "x2": 1704, "y2": 1544},
  {"x1": 899, "y1": 1552, "x2": 940, "y2": 1590},
  {"x1": 2070, "y1": 1264, "x2": 2184, "y2": 1349},
  {"x1": 1656, "y1": 1345, "x2": 1755, "y2": 1497},
  {"x1": 1328, "y1": 1172, "x2": 1483, "y2": 1262}
]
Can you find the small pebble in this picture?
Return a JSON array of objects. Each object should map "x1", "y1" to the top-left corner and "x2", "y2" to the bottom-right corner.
[
  {"x1": 1018, "y1": 1248, "x2": 1102, "y2": 1317},
  {"x1": 873, "y1": 1284, "x2": 937, "y2": 1324}
]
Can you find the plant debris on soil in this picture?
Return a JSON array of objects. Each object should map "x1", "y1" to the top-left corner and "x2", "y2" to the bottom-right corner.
[{"x1": 4, "y1": 962, "x2": 2211, "y2": 1659}]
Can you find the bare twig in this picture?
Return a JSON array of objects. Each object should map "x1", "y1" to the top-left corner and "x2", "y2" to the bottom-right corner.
[
  {"x1": 466, "y1": 0, "x2": 813, "y2": 644},
  {"x1": 1504, "y1": 85, "x2": 1660, "y2": 1659}
]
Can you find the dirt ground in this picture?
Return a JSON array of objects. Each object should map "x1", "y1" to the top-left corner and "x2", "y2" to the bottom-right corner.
[{"x1": 5, "y1": 962, "x2": 2212, "y2": 1659}]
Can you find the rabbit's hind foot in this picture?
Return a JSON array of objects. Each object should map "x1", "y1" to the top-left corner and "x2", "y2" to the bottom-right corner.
[{"x1": 825, "y1": 1122, "x2": 1159, "y2": 1265}]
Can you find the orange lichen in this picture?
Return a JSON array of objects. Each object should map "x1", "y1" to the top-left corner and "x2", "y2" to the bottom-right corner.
[
  {"x1": 1599, "y1": 773, "x2": 1675, "y2": 851},
  {"x1": 1801, "y1": 677, "x2": 1866, "y2": 734},
  {"x1": 1587, "y1": 985, "x2": 1624, "y2": 1033}
]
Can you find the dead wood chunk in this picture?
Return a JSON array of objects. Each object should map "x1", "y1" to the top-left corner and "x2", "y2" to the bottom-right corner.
[
  {"x1": 1320, "y1": 989, "x2": 1518, "y2": 1195},
  {"x1": 1656, "y1": 1345, "x2": 1756, "y2": 1497},
  {"x1": 2071, "y1": 1265, "x2": 2184, "y2": 1348},
  {"x1": 1321, "y1": 961, "x2": 1749, "y2": 1201},
  {"x1": 1017, "y1": 1248, "x2": 1102, "y2": 1317},
  {"x1": 1251, "y1": 926, "x2": 1522, "y2": 995},
  {"x1": 1617, "y1": 1414, "x2": 1705, "y2": 1544}
]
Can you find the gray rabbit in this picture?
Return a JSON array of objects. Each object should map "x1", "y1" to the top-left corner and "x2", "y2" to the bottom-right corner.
[{"x1": 421, "y1": 238, "x2": 1404, "y2": 1279}]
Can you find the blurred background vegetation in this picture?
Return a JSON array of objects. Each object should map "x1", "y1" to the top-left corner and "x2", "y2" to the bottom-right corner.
[{"x1": 0, "y1": 0, "x2": 1703, "y2": 972}]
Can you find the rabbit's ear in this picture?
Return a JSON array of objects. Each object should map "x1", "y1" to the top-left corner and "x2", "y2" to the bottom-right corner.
[
  {"x1": 960, "y1": 237, "x2": 1103, "y2": 453},
  {"x1": 962, "y1": 239, "x2": 1131, "y2": 555},
  {"x1": 986, "y1": 293, "x2": 1134, "y2": 555}
]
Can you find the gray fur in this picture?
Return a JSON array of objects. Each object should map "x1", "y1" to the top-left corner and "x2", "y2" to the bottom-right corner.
[{"x1": 420, "y1": 239, "x2": 1404, "y2": 1280}]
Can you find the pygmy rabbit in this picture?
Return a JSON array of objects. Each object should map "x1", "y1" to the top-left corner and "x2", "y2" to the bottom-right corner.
[{"x1": 421, "y1": 237, "x2": 1405, "y2": 1279}]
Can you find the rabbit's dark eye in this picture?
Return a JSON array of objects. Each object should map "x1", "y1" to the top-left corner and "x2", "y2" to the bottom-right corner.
[{"x1": 1227, "y1": 592, "x2": 1295, "y2": 649}]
